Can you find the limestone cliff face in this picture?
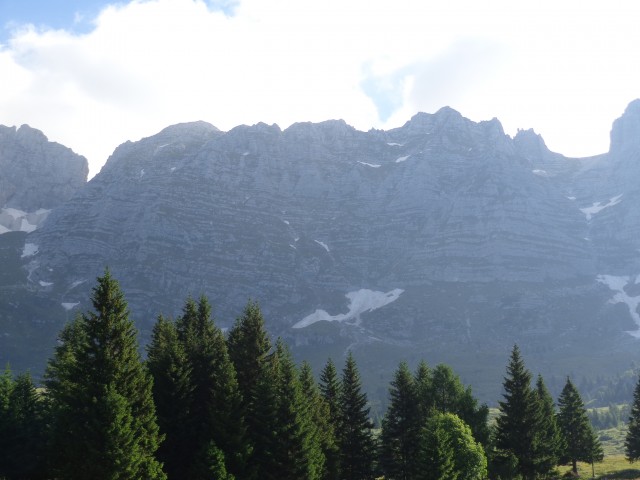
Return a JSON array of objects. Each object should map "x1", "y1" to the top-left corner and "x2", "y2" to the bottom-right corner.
[
  {"x1": 26, "y1": 109, "x2": 594, "y2": 322},
  {"x1": 9, "y1": 102, "x2": 640, "y2": 400},
  {"x1": 0, "y1": 125, "x2": 88, "y2": 235},
  {"x1": 0, "y1": 125, "x2": 88, "y2": 211}
]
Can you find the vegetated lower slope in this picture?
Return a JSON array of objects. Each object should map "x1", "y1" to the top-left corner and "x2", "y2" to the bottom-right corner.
[{"x1": 4, "y1": 103, "x2": 640, "y2": 402}]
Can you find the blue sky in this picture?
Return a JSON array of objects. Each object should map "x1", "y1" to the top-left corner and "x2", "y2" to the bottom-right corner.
[
  {"x1": 0, "y1": 0, "x2": 108, "y2": 39},
  {"x1": 1, "y1": 0, "x2": 639, "y2": 177}
]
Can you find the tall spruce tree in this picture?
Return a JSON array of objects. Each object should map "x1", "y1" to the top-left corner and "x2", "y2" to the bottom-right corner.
[
  {"x1": 0, "y1": 371, "x2": 47, "y2": 479},
  {"x1": 380, "y1": 361, "x2": 421, "y2": 480},
  {"x1": 175, "y1": 296, "x2": 247, "y2": 478},
  {"x1": 534, "y1": 375, "x2": 563, "y2": 476},
  {"x1": 6, "y1": 373, "x2": 47, "y2": 479},
  {"x1": 557, "y1": 377, "x2": 602, "y2": 475},
  {"x1": 338, "y1": 352, "x2": 376, "y2": 480},
  {"x1": 431, "y1": 364, "x2": 490, "y2": 446},
  {"x1": 226, "y1": 300, "x2": 274, "y2": 479},
  {"x1": 0, "y1": 365, "x2": 14, "y2": 477},
  {"x1": 271, "y1": 341, "x2": 324, "y2": 479},
  {"x1": 300, "y1": 361, "x2": 339, "y2": 480},
  {"x1": 319, "y1": 358, "x2": 342, "y2": 479},
  {"x1": 414, "y1": 360, "x2": 434, "y2": 424},
  {"x1": 45, "y1": 269, "x2": 165, "y2": 479},
  {"x1": 626, "y1": 374, "x2": 640, "y2": 461},
  {"x1": 146, "y1": 314, "x2": 194, "y2": 479},
  {"x1": 494, "y1": 345, "x2": 545, "y2": 480},
  {"x1": 249, "y1": 343, "x2": 281, "y2": 479}
]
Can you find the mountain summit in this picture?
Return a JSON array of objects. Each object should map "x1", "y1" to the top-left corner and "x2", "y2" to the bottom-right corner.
[{"x1": 3, "y1": 102, "x2": 640, "y2": 400}]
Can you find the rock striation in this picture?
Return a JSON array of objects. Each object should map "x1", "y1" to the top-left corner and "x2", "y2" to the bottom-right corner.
[
  {"x1": 0, "y1": 125, "x2": 88, "y2": 210},
  {"x1": 0, "y1": 125, "x2": 88, "y2": 234},
  {"x1": 6, "y1": 103, "x2": 640, "y2": 400}
]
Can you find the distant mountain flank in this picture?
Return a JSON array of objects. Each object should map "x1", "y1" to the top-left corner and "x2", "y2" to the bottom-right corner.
[
  {"x1": 0, "y1": 124, "x2": 88, "y2": 234},
  {"x1": 2, "y1": 102, "x2": 640, "y2": 401}
]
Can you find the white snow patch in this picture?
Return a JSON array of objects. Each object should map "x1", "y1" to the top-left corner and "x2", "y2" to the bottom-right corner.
[
  {"x1": 0, "y1": 208, "x2": 50, "y2": 234},
  {"x1": 242, "y1": 151, "x2": 250, "y2": 156},
  {"x1": 357, "y1": 161, "x2": 381, "y2": 168},
  {"x1": 39, "y1": 281, "x2": 53, "y2": 287},
  {"x1": 566, "y1": 196, "x2": 576, "y2": 201},
  {"x1": 580, "y1": 194, "x2": 623, "y2": 221},
  {"x1": 283, "y1": 220, "x2": 290, "y2": 225},
  {"x1": 170, "y1": 167, "x2": 176, "y2": 172},
  {"x1": 21, "y1": 243, "x2": 38, "y2": 258},
  {"x1": 532, "y1": 169, "x2": 549, "y2": 177},
  {"x1": 289, "y1": 244, "x2": 296, "y2": 250},
  {"x1": 597, "y1": 274, "x2": 640, "y2": 338},
  {"x1": 139, "y1": 169, "x2": 145, "y2": 178},
  {"x1": 314, "y1": 240, "x2": 330, "y2": 252},
  {"x1": 69, "y1": 280, "x2": 85, "y2": 289},
  {"x1": 395, "y1": 155, "x2": 410, "y2": 163},
  {"x1": 387, "y1": 142, "x2": 403, "y2": 146},
  {"x1": 61, "y1": 302, "x2": 80, "y2": 311},
  {"x1": 293, "y1": 288, "x2": 404, "y2": 329}
]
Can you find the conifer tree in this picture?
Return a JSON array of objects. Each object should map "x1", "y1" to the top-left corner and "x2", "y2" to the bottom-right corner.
[
  {"x1": 414, "y1": 360, "x2": 434, "y2": 423},
  {"x1": 380, "y1": 361, "x2": 421, "y2": 480},
  {"x1": 320, "y1": 358, "x2": 342, "y2": 427},
  {"x1": 0, "y1": 365, "x2": 13, "y2": 475},
  {"x1": 45, "y1": 269, "x2": 165, "y2": 480},
  {"x1": 149, "y1": 296, "x2": 247, "y2": 479},
  {"x1": 319, "y1": 358, "x2": 342, "y2": 479},
  {"x1": 146, "y1": 314, "x2": 194, "y2": 479},
  {"x1": 557, "y1": 377, "x2": 602, "y2": 475},
  {"x1": 494, "y1": 345, "x2": 544, "y2": 480},
  {"x1": 271, "y1": 341, "x2": 324, "y2": 479},
  {"x1": 430, "y1": 364, "x2": 485, "y2": 444},
  {"x1": 415, "y1": 362, "x2": 489, "y2": 446},
  {"x1": 8, "y1": 373, "x2": 47, "y2": 479},
  {"x1": 338, "y1": 352, "x2": 376, "y2": 480},
  {"x1": 226, "y1": 300, "x2": 273, "y2": 478},
  {"x1": 0, "y1": 371, "x2": 47, "y2": 479},
  {"x1": 248, "y1": 344, "x2": 281, "y2": 479},
  {"x1": 227, "y1": 300, "x2": 272, "y2": 405},
  {"x1": 0, "y1": 365, "x2": 11, "y2": 412},
  {"x1": 625, "y1": 374, "x2": 640, "y2": 461},
  {"x1": 534, "y1": 375, "x2": 563, "y2": 475},
  {"x1": 176, "y1": 296, "x2": 247, "y2": 478},
  {"x1": 300, "y1": 361, "x2": 339, "y2": 480}
]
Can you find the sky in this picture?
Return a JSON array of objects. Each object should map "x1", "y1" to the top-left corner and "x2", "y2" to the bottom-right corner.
[{"x1": 1, "y1": 0, "x2": 639, "y2": 178}]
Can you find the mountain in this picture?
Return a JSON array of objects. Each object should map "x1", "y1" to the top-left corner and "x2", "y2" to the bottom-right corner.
[
  {"x1": 3, "y1": 104, "x2": 640, "y2": 402},
  {"x1": 0, "y1": 124, "x2": 88, "y2": 233},
  {"x1": 0, "y1": 124, "x2": 88, "y2": 372}
]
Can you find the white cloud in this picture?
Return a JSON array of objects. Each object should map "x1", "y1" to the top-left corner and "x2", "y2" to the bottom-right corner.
[{"x1": 0, "y1": 0, "x2": 639, "y2": 177}]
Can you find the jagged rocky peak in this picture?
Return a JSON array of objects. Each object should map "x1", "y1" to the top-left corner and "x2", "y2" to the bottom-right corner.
[
  {"x1": 400, "y1": 108, "x2": 464, "y2": 135},
  {"x1": 97, "y1": 121, "x2": 221, "y2": 177},
  {"x1": 0, "y1": 124, "x2": 88, "y2": 211},
  {"x1": 155, "y1": 120, "x2": 220, "y2": 140},
  {"x1": 610, "y1": 99, "x2": 640, "y2": 154},
  {"x1": 514, "y1": 128, "x2": 550, "y2": 158},
  {"x1": 399, "y1": 107, "x2": 510, "y2": 149},
  {"x1": 284, "y1": 119, "x2": 359, "y2": 147}
]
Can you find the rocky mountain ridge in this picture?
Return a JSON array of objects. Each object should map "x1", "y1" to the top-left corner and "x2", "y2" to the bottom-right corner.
[
  {"x1": 0, "y1": 124, "x2": 88, "y2": 234},
  {"x1": 3, "y1": 103, "x2": 640, "y2": 401}
]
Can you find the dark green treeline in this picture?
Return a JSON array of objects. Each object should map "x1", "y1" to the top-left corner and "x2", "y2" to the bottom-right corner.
[{"x1": 0, "y1": 271, "x2": 620, "y2": 480}]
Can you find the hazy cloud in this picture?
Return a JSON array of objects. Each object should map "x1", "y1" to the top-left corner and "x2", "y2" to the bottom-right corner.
[{"x1": 0, "y1": 0, "x2": 639, "y2": 175}]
